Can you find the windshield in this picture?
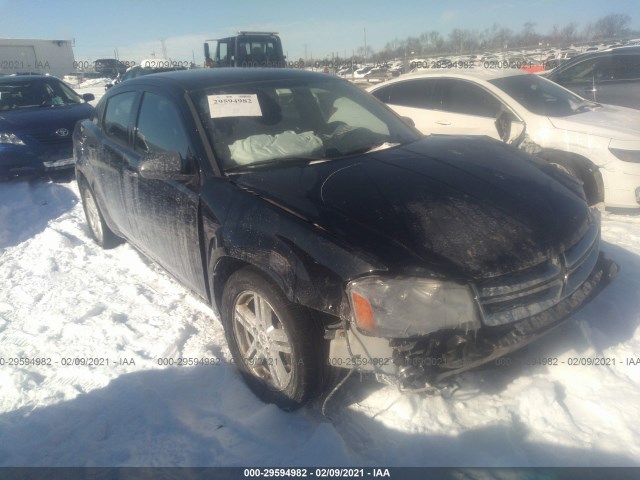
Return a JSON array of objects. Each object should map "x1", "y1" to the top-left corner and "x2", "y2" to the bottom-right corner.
[
  {"x1": 190, "y1": 76, "x2": 421, "y2": 172},
  {"x1": 0, "y1": 78, "x2": 84, "y2": 111},
  {"x1": 489, "y1": 73, "x2": 594, "y2": 117}
]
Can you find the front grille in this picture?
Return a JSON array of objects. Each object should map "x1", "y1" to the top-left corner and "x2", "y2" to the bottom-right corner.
[
  {"x1": 28, "y1": 130, "x2": 72, "y2": 146},
  {"x1": 476, "y1": 220, "x2": 600, "y2": 327}
]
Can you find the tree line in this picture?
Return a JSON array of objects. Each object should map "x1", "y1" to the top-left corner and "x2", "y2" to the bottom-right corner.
[{"x1": 314, "y1": 13, "x2": 637, "y2": 65}]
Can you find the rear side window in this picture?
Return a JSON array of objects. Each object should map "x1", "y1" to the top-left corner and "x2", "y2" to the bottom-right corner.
[
  {"x1": 103, "y1": 91, "x2": 136, "y2": 143},
  {"x1": 372, "y1": 79, "x2": 438, "y2": 109},
  {"x1": 134, "y1": 92, "x2": 190, "y2": 159}
]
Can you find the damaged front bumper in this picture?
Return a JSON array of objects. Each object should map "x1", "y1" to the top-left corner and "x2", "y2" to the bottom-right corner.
[{"x1": 328, "y1": 252, "x2": 618, "y2": 390}]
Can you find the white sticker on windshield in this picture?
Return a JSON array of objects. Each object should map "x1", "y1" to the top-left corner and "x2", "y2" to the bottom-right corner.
[{"x1": 207, "y1": 94, "x2": 262, "y2": 118}]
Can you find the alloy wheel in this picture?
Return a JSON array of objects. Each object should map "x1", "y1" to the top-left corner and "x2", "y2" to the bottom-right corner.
[{"x1": 232, "y1": 290, "x2": 293, "y2": 391}]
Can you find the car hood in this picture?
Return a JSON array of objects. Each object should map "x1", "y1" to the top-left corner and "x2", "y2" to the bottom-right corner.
[
  {"x1": 0, "y1": 103, "x2": 94, "y2": 132},
  {"x1": 548, "y1": 104, "x2": 640, "y2": 140},
  {"x1": 232, "y1": 136, "x2": 592, "y2": 279}
]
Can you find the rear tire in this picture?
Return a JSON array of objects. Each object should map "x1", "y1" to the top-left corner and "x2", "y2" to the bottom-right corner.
[
  {"x1": 79, "y1": 181, "x2": 121, "y2": 248},
  {"x1": 221, "y1": 267, "x2": 326, "y2": 410}
]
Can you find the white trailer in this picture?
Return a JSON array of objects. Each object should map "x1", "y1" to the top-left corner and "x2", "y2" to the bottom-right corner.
[{"x1": 0, "y1": 38, "x2": 75, "y2": 78}]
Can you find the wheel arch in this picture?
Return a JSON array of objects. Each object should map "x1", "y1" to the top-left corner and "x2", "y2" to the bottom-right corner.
[
  {"x1": 210, "y1": 255, "x2": 343, "y2": 329},
  {"x1": 536, "y1": 149, "x2": 605, "y2": 205}
]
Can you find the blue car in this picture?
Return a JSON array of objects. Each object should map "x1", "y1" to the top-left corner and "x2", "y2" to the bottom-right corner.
[{"x1": 0, "y1": 75, "x2": 94, "y2": 177}]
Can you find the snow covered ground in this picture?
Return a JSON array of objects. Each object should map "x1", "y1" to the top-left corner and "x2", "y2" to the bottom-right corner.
[{"x1": 1, "y1": 83, "x2": 639, "y2": 467}]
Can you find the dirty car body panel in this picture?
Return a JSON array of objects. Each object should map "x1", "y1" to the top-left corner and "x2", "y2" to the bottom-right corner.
[{"x1": 74, "y1": 68, "x2": 616, "y2": 404}]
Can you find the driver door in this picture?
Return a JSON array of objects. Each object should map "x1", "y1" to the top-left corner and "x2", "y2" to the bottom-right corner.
[
  {"x1": 122, "y1": 89, "x2": 206, "y2": 296},
  {"x1": 433, "y1": 78, "x2": 504, "y2": 140}
]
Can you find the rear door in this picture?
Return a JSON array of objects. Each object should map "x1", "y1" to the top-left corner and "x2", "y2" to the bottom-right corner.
[
  {"x1": 370, "y1": 78, "x2": 440, "y2": 134},
  {"x1": 122, "y1": 88, "x2": 207, "y2": 296},
  {"x1": 95, "y1": 89, "x2": 139, "y2": 237}
]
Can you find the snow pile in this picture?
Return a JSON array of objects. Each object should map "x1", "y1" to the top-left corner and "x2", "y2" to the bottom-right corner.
[
  {"x1": 0, "y1": 178, "x2": 639, "y2": 467},
  {"x1": 77, "y1": 77, "x2": 112, "y2": 88},
  {"x1": 64, "y1": 77, "x2": 112, "y2": 88}
]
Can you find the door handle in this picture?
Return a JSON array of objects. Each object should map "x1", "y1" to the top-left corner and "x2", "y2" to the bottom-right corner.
[
  {"x1": 584, "y1": 87, "x2": 597, "y2": 93},
  {"x1": 435, "y1": 120, "x2": 451, "y2": 126}
]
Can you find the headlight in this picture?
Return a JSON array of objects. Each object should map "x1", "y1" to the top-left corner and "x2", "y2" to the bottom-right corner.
[
  {"x1": 609, "y1": 148, "x2": 640, "y2": 163},
  {"x1": 347, "y1": 276, "x2": 481, "y2": 338},
  {"x1": 0, "y1": 132, "x2": 26, "y2": 145}
]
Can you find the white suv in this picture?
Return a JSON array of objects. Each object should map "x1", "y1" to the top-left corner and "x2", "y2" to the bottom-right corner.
[{"x1": 369, "y1": 69, "x2": 640, "y2": 209}]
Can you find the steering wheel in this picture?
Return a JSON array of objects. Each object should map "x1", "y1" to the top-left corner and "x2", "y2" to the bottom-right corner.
[{"x1": 325, "y1": 125, "x2": 380, "y2": 156}]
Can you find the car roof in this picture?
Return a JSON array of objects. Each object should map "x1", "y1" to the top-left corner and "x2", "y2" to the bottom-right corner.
[
  {"x1": 557, "y1": 45, "x2": 640, "y2": 63},
  {"x1": 370, "y1": 68, "x2": 526, "y2": 88},
  {"x1": 0, "y1": 75, "x2": 59, "y2": 82},
  {"x1": 597, "y1": 45, "x2": 640, "y2": 54},
  {"x1": 120, "y1": 67, "x2": 344, "y2": 92}
]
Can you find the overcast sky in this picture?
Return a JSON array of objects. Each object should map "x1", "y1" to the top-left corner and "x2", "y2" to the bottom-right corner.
[{"x1": 1, "y1": 0, "x2": 638, "y2": 64}]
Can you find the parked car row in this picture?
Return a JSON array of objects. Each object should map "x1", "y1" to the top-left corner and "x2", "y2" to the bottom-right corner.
[{"x1": 72, "y1": 68, "x2": 617, "y2": 410}]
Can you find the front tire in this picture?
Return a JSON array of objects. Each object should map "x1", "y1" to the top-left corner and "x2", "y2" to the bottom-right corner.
[{"x1": 221, "y1": 267, "x2": 326, "y2": 410}]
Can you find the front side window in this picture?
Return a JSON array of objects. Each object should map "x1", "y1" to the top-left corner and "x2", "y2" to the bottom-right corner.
[
  {"x1": 103, "y1": 91, "x2": 136, "y2": 143},
  {"x1": 134, "y1": 92, "x2": 190, "y2": 159},
  {"x1": 439, "y1": 79, "x2": 502, "y2": 117},
  {"x1": 216, "y1": 41, "x2": 229, "y2": 64}
]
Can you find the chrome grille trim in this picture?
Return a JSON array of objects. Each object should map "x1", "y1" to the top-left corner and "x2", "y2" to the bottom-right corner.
[
  {"x1": 563, "y1": 222, "x2": 599, "y2": 269},
  {"x1": 476, "y1": 219, "x2": 601, "y2": 327}
]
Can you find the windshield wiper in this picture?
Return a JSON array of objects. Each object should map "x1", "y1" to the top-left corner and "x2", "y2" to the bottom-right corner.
[
  {"x1": 340, "y1": 141, "x2": 400, "y2": 157},
  {"x1": 574, "y1": 100, "x2": 603, "y2": 112},
  {"x1": 225, "y1": 156, "x2": 325, "y2": 173}
]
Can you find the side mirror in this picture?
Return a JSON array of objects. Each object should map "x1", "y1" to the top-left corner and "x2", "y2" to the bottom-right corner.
[
  {"x1": 401, "y1": 116, "x2": 415, "y2": 127},
  {"x1": 495, "y1": 110, "x2": 526, "y2": 145},
  {"x1": 139, "y1": 151, "x2": 193, "y2": 181},
  {"x1": 83, "y1": 93, "x2": 95, "y2": 102},
  {"x1": 495, "y1": 110, "x2": 513, "y2": 142}
]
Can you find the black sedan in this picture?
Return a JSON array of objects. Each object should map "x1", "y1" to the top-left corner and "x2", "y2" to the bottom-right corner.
[
  {"x1": 73, "y1": 68, "x2": 617, "y2": 409},
  {"x1": 0, "y1": 75, "x2": 94, "y2": 178},
  {"x1": 544, "y1": 46, "x2": 640, "y2": 109}
]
